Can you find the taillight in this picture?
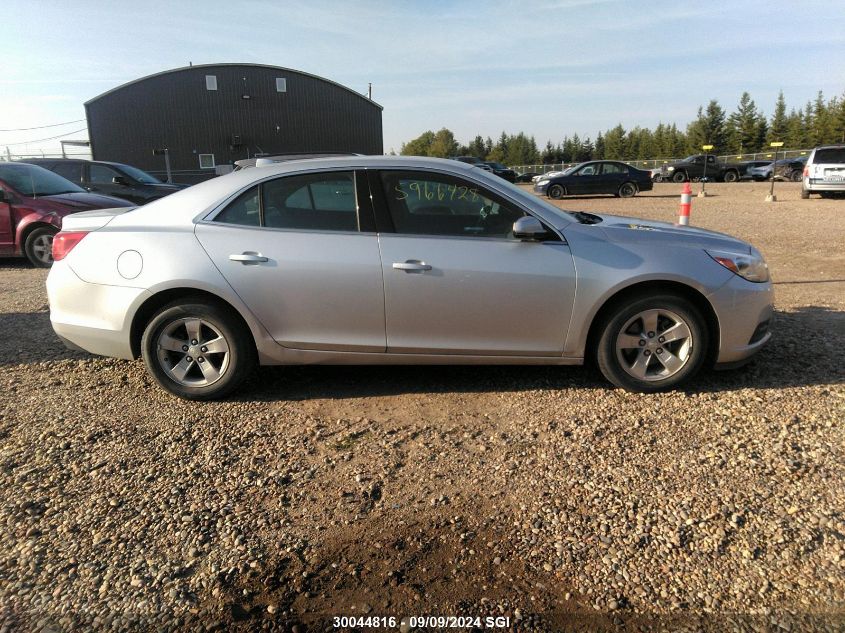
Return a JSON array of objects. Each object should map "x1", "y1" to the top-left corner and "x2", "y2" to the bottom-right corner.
[
  {"x1": 803, "y1": 166, "x2": 809, "y2": 177},
  {"x1": 52, "y1": 231, "x2": 89, "y2": 261}
]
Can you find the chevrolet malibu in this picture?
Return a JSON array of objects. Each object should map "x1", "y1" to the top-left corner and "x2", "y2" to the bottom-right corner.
[{"x1": 47, "y1": 156, "x2": 773, "y2": 400}]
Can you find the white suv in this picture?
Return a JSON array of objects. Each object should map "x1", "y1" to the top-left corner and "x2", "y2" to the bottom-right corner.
[{"x1": 802, "y1": 145, "x2": 845, "y2": 198}]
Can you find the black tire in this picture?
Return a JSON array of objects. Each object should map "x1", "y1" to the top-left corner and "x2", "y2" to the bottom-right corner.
[
  {"x1": 596, "y1": 294, "x2": 709, "y2": 393},
  {"x1": 24, "y1": 226, "x2": 57, "y2": 268},
  {"x1": 722, "y1": 170, "x2": 739, "y2": 183},
  {"x1": 800, "y1": 189, "x2": 810, "y2": 199},
  {"x1": 617, "y1": 182, "x2": 637, "y2": 198},
  {"x1": 652, "y1": 174, "x2": 663, "y2": 183},
  {"x1": 671, "y1": 171, "x2": 687, "y2": 183},
  {"x1": 789, "y1": 170, "x2": 802, "y2": 182},
  {"x1": 547, "y1": 184, "x2": 565, "y2": 200},
  {"x1": 141, "y1": 300, "x2": 256, "y2": 400}
]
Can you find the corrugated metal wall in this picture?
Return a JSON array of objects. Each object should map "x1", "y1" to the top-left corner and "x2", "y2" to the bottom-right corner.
[{"x1": 85, "y1": 64, "x2": 383, "y2": 183}]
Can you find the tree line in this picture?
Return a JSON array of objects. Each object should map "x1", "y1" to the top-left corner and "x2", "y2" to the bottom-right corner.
[{"x1": 399, "y1": 90, "x2": 845, "y2": 165}]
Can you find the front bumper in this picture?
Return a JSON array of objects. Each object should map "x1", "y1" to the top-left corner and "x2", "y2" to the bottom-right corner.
[
  {"x1": 46, "y1": 261, "x2": 148, "y2": 360},
  {"x1": 707, "y1": 273, "x2": 774, "y2": 366},
  {"x1": 533, "y1": 181, "x2": 550, "y2": 195}
]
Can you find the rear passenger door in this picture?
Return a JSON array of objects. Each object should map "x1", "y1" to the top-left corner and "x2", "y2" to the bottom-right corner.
[
  {"x1": 599, "y1": 162, "x2": 627, "y2": 193},
  {"x1": 50, "y1": 162, "x2": 84, "y2": 186},
  {"x1": 195, "y1": 170, "x2": 386, "y2": 352}
]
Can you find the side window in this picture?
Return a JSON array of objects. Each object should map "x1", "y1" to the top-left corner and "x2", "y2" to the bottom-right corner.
[
  {"x1": 263, "y1": 171, "x2": 357, "y2": 232},
  {"x1": 51, "y1": 163, "x2": 81, "y2": 182},
  {"x1": 379, "y1": 171, "x2": 525, "y2": 238},
  {"x1": 600, "y1": 163, "x2": 625, "y2": 175},
  {"x1": 213, "y1": 186, "x2": 260, "y2": 226},
  {"x1": 578, "y1": 165, "x2": 596, "y2": 176},
  {"x1": 89, "y1": 164, "x2": 120, "y2": 184}
]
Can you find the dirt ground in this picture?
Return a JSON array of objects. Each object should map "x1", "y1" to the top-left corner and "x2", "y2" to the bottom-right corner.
[{"x1": 1, "y1": 181, "x2": 843, "y2": 632}]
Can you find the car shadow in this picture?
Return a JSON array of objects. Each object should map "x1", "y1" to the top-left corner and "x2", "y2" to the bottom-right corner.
[
  {"x1": 2, "y1": 307, "x2": 842, "y2": 396},
  {"x1": 234, "y1": 306, "x2": 844, "y2": 401}
]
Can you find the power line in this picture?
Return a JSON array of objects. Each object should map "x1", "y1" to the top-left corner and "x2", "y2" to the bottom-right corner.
[
  {"x1": 0, "y1": 119, "x2": 85, "y2": 132},
  {"x1": 4, "y1": 127, "x2": 88, "y2": 146}
]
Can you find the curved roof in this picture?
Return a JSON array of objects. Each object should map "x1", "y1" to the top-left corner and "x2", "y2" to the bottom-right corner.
[{"x1": 85, "y1": 63, "x2": 382, "y2": 110}]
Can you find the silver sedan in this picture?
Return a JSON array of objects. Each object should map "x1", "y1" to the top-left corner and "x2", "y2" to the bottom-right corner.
[{"x1": 47, "y1": 156, "x2": 773, "y2": 399}]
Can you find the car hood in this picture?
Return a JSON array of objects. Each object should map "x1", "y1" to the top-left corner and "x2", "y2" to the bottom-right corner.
[
  {"x1": 40, "y1": 192, "x2": 134, "y2": 213},
  {"x1": 595, "y1": 214, "x2": 752, "y2": 252}
]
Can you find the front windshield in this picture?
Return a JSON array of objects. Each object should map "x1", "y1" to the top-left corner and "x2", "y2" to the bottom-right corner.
[
  {"x1": 117, "y1": 163, "x2": 162, "y2": 184},
  {"x1": 486, "y1": 162, "x2": 506, "y2": 170},
  {"x1": 0, "y1": 163, "x2": 86, "y2": 196},
  {"x1": 682, "y1": 155, "x2": 699, "y2": 162},
  {"x1": 562, "y1": 164, "x2": 580, "y2": 175}
]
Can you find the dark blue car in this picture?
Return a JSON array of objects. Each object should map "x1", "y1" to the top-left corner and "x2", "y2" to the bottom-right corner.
[{"x1": 533, "y1": 160, "x2": 653, "y2": 199}]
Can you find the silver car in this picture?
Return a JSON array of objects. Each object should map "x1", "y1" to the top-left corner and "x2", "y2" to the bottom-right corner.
[
  {"x1": 47, "y1": 156, "x2": 773, "y2": 399},
  {"x1": 802, "y1": 145, "x2": 845, "y2": 198}
]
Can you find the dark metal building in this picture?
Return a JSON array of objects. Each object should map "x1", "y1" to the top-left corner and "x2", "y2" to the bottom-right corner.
[{"x1": 85, "y1": 63, "x2": 383, "y2": 183}]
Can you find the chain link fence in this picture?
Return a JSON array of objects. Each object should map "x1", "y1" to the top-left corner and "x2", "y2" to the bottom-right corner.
[{"x1": 510, "y1": 148, "x2": 814, "y2": 175}]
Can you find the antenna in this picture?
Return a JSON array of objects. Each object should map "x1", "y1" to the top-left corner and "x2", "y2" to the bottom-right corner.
[{"x1": 368, "y1": 83, "x2": 372, "y2": 100}]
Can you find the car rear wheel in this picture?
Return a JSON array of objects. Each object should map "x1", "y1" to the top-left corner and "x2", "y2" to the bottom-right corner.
[
  {"x1": 596, "y1": 294, "x2": 708, "y2": 392},
  {"x1": 722, "y1": 170, "x2": 738, "y2": 183},
  {"x1": 547, "y1": 184, "x2": 565, "y2": 199},
  {"x1": 671, "y1": 171, "x2": 687, "y2": 183},
  {"x1": 617, "y1": 182, "x2": 637, "y2": 198},
  {"x1": 141, "y1": 300, "x2": 256, "y2": 400},
  {"x1": 24, "y1": 226, "x2": 58, "y2": 268},
  {"x1": 789, "y1": 170, "x2": 802, "y2": 182}
]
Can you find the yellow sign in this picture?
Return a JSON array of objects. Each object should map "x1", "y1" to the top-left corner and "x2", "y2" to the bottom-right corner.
[
  {"x1": 702, "y1": 145, "x2": 714, "y2": 150},
  {"x1": 770, "y1": 141, "x2": 784, "y2": 147}
]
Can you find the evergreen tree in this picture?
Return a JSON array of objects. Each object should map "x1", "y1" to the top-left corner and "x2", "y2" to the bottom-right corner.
[
  {"x1": 594, "y1": 132, "x2": 605, "y2": 160},
  {"x1": 767, "y1": 90, "x2": 788, "y2": 144},
  {"x1": 686, "y1": 100, "x2": 727, "y2": 154},
  {"x1": 465, "y1": 135, "x2": 487, "y2": 159},
  {"x1": 784, "y1": 109, "x2": 806, "y2": 148},
  {"x1": 427, "y1": 128, "x2": 459, "y2": 158},
  {"x1": 603, "y1": 124, "x2": 626, "y2": 159},
  {"x1": 727, "y1": 92, "x2": 766, "y2": 153}
]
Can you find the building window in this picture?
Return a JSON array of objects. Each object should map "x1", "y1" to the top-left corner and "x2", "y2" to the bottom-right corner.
[
  {"x1": 275, "y1": 77, "x2": 287, "y2": 93},
  {"x1": 199, "y1": 154, "x2": 215, "y2": 169},
  {"x1": 205, "y1": 75, "x2": 217, "y2": 91}
]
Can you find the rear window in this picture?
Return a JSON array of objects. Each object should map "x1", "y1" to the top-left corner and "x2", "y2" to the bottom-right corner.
[{"x1": 813, "y1": 148, "x2": 845, "y2": 164}]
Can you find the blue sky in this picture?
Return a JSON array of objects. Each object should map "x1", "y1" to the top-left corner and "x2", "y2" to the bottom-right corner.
[{"x1": 1, "y1": 0, "x2": 843, "y2": 157}]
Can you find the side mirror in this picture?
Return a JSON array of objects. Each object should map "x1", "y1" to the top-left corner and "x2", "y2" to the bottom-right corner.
[
  {"x1": 0, "y1": 189, "x2": 7, "y2": 203},
  {"x1": 112, "y1": 175, "x2": 130, "y2": 186},
  {"x1": 513, "y1": 216, "x2": 548, "y2": 241}
]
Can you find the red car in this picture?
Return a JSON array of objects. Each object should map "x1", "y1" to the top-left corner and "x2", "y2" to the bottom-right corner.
[{"x1": 0, "y1": 162, "x2": 132, "y2": 267}]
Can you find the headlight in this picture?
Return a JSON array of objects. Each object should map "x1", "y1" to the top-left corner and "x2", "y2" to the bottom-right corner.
[
  {"x1": 667, "y1": 166, "x2": 675, "y2": 172},
  {"x1": 706, "y1": 248, "x2": 769, "y2": 283},
  {"x1": 537, "y1": 179, "x2": 550, "y2": 186}
]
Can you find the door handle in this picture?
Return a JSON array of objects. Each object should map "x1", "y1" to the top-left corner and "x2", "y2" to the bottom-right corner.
[
  {"x1": 392, "y1": 260, "x2": 432, "y2": 272},
  {"x1": 229, "y1": 252, "x2": 269, "y2": 264}
]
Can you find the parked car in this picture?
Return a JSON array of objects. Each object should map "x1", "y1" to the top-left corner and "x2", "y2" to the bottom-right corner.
[
  {"x1": 515, "y1": 171, "x2": 540, "y2": 183},
  {"x1": 802, "y1": 145, "x2": 845, "y2": 198},
  {"x1": 480, "y1": 161, "x2": 517, "y2": 183},
  {"x1": 26, "y1": 158, "x2": 187, "y2": 205},
  {"x1": 739, "y1": 160, "x2": 773, "y2": 180},
  {"x1": 660, "y1": 155, "x2": 743, "y2": 183},
  {"x1": 0, "y1": 162, "x2": 132, "y2": 267},
  {"x1": 750, "y1": 157, "x2": 807, "y2": 182},
  {"x1": 534, "y1": 160, "x2": 653, "y2": 198},
  {"x1": 649, "y1": 167, "x2": 664, "y2": 182},
  {"x1": 47, "y1": 156, "x2": 772, "y2": 399},
  {"x1": 449, "y1": 156, "x2": 493, "y2": 171}
]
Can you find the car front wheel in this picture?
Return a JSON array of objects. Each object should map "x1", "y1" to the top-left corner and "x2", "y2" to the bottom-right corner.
[
  {"x1": 24, "y1": 226, "x2": 58, "y2": 268},
  {"x1": 547, "y1": 184, "x2": 565, "y2": 199},
  {"x1": 722, "y1": 170, "x2": 738, "y2": 183},
  {"x1": 596, "y1": 294, "x2": 708, "y2": 392},
  {"x1": 141, "y1": 300, "x2": 256, "y2": 400},
  {"x1": 671, "y1": 171, "x2": 687, "y2": 183}
]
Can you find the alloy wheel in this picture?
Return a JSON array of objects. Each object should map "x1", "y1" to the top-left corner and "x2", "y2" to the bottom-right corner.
[
  {"x1": 32, "y1": 233, "x2": 54, "y2": 265},
  {"x1": 155, "y1": 318, "x2": 231, "y2": 387},
  {"x1": 614, "y1": 308, "x2": 693, "y2": 381}
]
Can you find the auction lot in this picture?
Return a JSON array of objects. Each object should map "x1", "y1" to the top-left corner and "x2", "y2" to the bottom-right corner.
[{"x1": 1, "y1": 182, "x2": 843, "y2": 630}]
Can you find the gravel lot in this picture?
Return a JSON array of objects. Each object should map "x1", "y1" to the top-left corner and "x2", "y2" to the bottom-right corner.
[{"x1": 1, "y1": 181, "x2": 843, "y2": 631}]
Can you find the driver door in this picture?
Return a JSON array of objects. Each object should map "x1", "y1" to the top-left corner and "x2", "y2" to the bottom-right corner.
[
  {"x1": 0, "y1": 188, "x2": 13, "y2": 253},
  {"x1": 568, "y1": 163, "x2": 601, "y2": 195},
  {"x1": 372, "y1": 170, "x2": 576, "y2": 356}
]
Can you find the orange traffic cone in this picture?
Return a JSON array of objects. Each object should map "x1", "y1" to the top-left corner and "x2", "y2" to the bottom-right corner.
[{"x1": 677, "y1": 182, "x2": 692, "y2": 226}]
